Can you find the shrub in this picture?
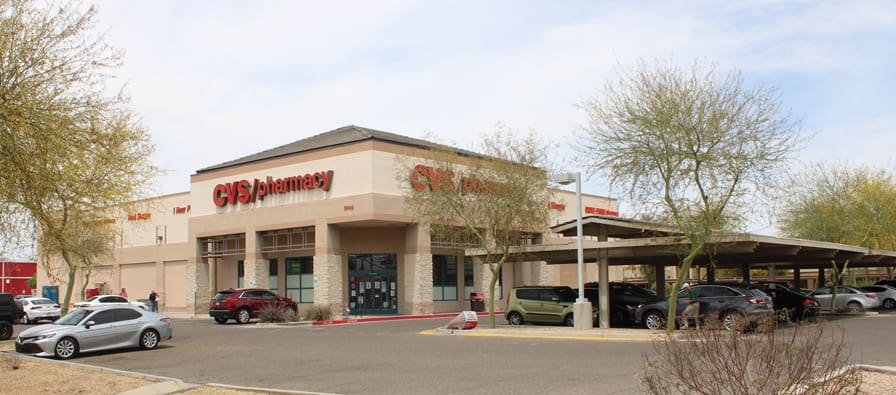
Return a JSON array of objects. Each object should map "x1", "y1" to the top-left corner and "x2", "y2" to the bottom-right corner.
[
  {"x1": 304, "y1": 305, "x2": 333, "y2": 322},
  {"x1": 638, "y1": 316, "x2": 860, "y2": 394},
  {"x1": 257, "y1": 305, "x2": 298, "y2": 323}
]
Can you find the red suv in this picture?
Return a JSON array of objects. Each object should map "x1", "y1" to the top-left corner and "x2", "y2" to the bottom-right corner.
[{"x1": 208, "y1": 288, "x2": 298, "y2": 324}]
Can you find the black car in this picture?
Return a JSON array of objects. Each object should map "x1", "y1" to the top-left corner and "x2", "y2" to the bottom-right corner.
[
  {"x1": 748, "y1": 284, "x2": 819, "y2": 323},
  {"x1": 633, "y1": 283, "x2": 774, "y2": 331},
  {"x1": 580, "y1": 282, "x2": 657, "y2": 326},
  {"x1": 874, "y1": 279, "x2": 896, "y2": 288}
]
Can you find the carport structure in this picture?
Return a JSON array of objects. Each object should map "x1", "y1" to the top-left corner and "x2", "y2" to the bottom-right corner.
[{"x1": 466, "y1": 215, "x2": 896, "y2": 328}]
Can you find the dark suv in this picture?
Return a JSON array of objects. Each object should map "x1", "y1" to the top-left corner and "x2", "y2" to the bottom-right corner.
[
  {"x1": 0, "y1": 293, "x2": 24, "y2": 340},
  {"x1": 633, "y1": 283, "x2": 774, "y2": 331},
  {"x1": 580, "y1": 282, "x2": 657, "y2": 326},
  {"x1": 504, "y1": 286, "x2": 596, "y2": 327},
  {"x1": 209, "y1": 288, "x2": 298, "y2": 324}
]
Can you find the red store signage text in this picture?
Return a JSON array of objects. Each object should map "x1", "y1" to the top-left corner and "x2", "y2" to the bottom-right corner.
[{"x1": 212, "y1": 170, "x2": 334, "y2": 207}]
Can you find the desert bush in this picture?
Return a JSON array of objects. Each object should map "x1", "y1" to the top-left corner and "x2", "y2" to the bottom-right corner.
[
  {"x1": 638, "y1": 316, "x2": 860, "y2": 395},
  {"x1": 304, "y1": 305, "x2": 333, "y2": 321},
  {"x1": 257, "y1": 304, "x2": 298, "y2": 323}
]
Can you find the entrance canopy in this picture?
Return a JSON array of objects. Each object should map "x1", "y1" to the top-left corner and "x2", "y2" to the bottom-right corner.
[{"x1": 467, "y1": 215, "x2": 896, "y2": 270}]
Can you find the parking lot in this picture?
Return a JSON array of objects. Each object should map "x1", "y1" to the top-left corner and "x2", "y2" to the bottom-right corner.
[{"x1": 4, "y1": 312, "x2": 894, "y2": 394}]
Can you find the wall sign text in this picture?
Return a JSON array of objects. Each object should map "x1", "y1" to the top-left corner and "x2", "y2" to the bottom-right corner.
[{"x1": 213, "y1": 170, "x2": 334, "y2": 207}]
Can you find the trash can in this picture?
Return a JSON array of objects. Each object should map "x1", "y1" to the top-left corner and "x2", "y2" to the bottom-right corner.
[
  {"x1": 85, "y1": 287, "x2": 100, "y2": 299},
  {"x1": 470, "y1": 292, "x2": 485, "y2": 312}
]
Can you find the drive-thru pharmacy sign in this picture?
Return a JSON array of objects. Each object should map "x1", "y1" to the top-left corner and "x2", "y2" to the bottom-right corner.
[{"x1": 213, "y1": 170, "x2": 334, "y2": 207}]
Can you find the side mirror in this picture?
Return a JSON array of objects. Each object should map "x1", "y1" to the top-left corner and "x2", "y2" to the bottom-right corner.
[{"x1": 85, "y1": 320, "x2": 96, "y2": 328}]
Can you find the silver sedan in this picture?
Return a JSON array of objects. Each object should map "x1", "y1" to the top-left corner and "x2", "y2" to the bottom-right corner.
[
  {"x1": 14, "y1": 305, "x2": 172, "y2": 360},
  {"x1": 810, "y1": 286, "x2": 881, "y2": 312},
  {"x1": 860, "y1": 285, "x2": 896, "y2": 310}
]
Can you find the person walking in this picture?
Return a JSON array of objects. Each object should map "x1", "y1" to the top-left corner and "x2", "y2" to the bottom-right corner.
[
  {"x1": 119, "y1": 288, "x2": 128, "y2": 298},
  {"x1": 149, "y1": 290, "x2": 159, "y2": 312},
  {"x1": 680, "y1": 283, "x2": 700, "y2": 330}
]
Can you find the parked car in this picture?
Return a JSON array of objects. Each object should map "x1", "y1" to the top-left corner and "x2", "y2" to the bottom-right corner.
[
  {"x1": 14, "y1": 304, "x2": 172, "y2": 360},
  {"x1": 580, "y1": 282, "x2": 657, "y2": 326},
  {"x1": 860, "y1": 285, "x2": 896, "y2": 310},
  {"x1": 748, "y1": 284, "x2": 819, "y2": 322},
  {"x1": 633, "y1": 283, "x2": 774, "y2": 331},
  {"x1": 18, "y1": 297, "x2": 61, "y2": 325},
  {"x1": 874, "y1": 279, "x2": 896, "y2": 288},
  {"x1": 208, "y1": 288, "x2": 298, "y2": 324},
  {"x1": 73, "y1": 295, "x2": 149, "y2": 310},
  {"x1": 0, "y1": 293, "x2": 24, "y2": 340},
  {"x1": 809, "y1": 286, "x2": 880, "y2": 312},
  {"x1": 504, "y1": 286, "x2": 597, "y2": 327}
]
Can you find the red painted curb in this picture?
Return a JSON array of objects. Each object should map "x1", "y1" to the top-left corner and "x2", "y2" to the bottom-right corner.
[{"x1": 312, "y1": 311, "x2": 503, "y2": 326}]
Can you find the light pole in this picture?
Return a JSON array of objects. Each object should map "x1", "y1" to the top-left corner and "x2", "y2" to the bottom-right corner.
[{"x1": 550, "y1": 172, "x2": 591, "y2": 329}]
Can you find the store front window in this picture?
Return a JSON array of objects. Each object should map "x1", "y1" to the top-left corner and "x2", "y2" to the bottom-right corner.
[
  {"x1": 464, "y1": 257, "x2": 474, "y2": 300},
  {"x1": 433, "y1": 255, "x2": 458, "y2": 301},
  {"x1": 285, "y1": 257, "x2": 313, "y2": 303},
  {"x1": 269, "y1": 259, "x2": 278, "y2": 293}
]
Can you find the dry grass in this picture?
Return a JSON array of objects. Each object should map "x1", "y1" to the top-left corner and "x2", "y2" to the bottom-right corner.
[{"x1": 0, "y1": 353, "x2": 151, "y2": 394}]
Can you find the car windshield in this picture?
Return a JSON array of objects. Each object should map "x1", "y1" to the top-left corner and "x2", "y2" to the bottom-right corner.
[
  {"x1": 214, "y1": 291, "x2": 234, "y2": 299},
  {"x1": 56, "y1": 308, "x2": 91, "y2": 325},
  {"x1": 31, "y1": 299, "x2": 54, "y2": 305}
]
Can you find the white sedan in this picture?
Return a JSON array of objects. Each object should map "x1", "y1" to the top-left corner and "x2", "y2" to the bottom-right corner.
[
  {"x1": 73, "y1": 295, "x2": 149, "y2": 310},
  {"x1": 19, "y1": 297, "x2": 62, "y2": 324}
]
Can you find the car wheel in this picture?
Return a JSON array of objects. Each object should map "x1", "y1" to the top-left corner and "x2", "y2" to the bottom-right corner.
[
  {"x1": 214, "y1": 316, "x2": 227, "y2": 324},
  {"x1": 564, "y1": 314, "x2": 574, "y2": 327},
  {"x1": 54, "y1": 337, "x2": 79, "y2": 360},
  {"x1": 643, "y1": 310, "x2": 665, "y2": 330},
  {"x1": 139, "y1": 329, "x2": 160, "y2": 350},
  {"x1": 507, "y1": 311, "x2": 524, "y2": 326},
  {"x1": 776, "y1": 308, "x2": 790, "y2": 323},
  {"x1": 22, "y1": 314, "x2": 30, "y2": 325},
  {"x1": 236, "y1": 308, "x2": 251, "y2": 324},
  {"x1": 0, "y1": 322, "x2": 12, "y2": 340},
  {"x1": 721, "y1": 311, "x2": 744, "y2": 331},
  {"x1": 847, "y1": 302, "x2": 862, "y2": 313},
  {"x1": 883, "y1": 299, "x2": 896, "y2": 310}
]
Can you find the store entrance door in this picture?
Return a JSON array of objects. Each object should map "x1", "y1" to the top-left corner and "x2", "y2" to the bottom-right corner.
[{"x1": 348, "y1": 253, "x2": 398, "y2": 315}]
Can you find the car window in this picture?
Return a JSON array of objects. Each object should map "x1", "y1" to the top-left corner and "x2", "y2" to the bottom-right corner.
[
  {"x1": 813, "y1": 287, "x2": 830, "y2": 295},
  {"x1": 89, "y1": 310, "x2": 115, "y2": 325},
  {"x1": 516, "y1": 289, "x2": 538, "y2": 300},
  {"x1": 57, "y1": 309, "x2": 91, "y2": 325},
  {"x1": 701, "y1": 286, "x2": 741, "y2": 297},
  {"x1": 836, "y1": 287, "x2": 855, "y2": 294},
  {"x1": 242, "y1": 290, "x2": 259, "y2": 298},
  {"x1": 556, "y1": 288, "x2": 576, "y2": 302},
  {"x1": 114, "y1": 308, "x2": 142, "y2": 322},
  {"x1": 862, "y1": 286, "x2": 884, "y2": 292},
  {"x1": 260, "y1": 291, "x2": 277, "y2": 299},
  {"x1": 32, "y1": 299, "x2": 55, "y2": 305},
  {"x1": 213, "y1": 291, "x2": 234, "y2": 299},
  {"x1": 86, "y1": 296, "x2": 99, "y2": 302}
]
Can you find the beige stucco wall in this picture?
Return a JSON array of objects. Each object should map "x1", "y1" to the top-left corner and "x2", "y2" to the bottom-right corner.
[{"x1": 37, "y1": 137, "x2": 621, "y2": 315}]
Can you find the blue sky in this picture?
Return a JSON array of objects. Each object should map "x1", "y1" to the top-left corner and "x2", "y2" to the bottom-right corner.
[{"x1": 91, "y1": 0, "x2": 895, "y2": 234}]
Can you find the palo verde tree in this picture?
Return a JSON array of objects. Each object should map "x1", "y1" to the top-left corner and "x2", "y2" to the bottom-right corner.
[
  {"x1": 779, "y1": 163, "x2": 896, "y2": 284},
  {"x1": 577, "y1": 59, "x2": 802, "y2": 331},
  {"x1": 398, "y1": 124, "x2": 554, "y2": 328},
  {"x1": 0, "y1": 0, "x2": 159, "y2": 313}
]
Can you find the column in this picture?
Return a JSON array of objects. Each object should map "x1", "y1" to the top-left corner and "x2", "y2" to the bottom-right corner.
[
  {"x1": 818, "y1": 266, "x2": 826, "y2": 287},
  {"x1": 793, "y1": 268, "x2": 801, "y2": 289},
  {"x1": 653, "y1": 263, "x2": 666, "y2": 298},
  {"x1": 314, "y1": 219, "x2": 343, "y2": 314},
  {"x1": 742, "y1": 263, "x2": 751, "y2": 283},
  {"x1": 186, "y1": 238, "x2": 209, "y2": 316},
  {"x1": 242, "y1": 229, "x2": 268, "y2": 289},
  {"x1": 402, "y1": 223, "x2": 432, "y2": 315}
]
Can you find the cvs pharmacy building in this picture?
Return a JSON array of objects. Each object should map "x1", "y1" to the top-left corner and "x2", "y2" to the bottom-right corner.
[{"x1": 44, "y1": 126, "x2": 618, "y2": 316}]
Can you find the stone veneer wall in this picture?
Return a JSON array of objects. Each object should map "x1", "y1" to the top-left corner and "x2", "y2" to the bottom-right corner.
[
  {"x1": 185, "y1": 261, "x2": 209, "y2": 315},
  {"x1": 403, "y1": 253, "x2": 433, "y2": 315},
  {"x1": 313, "y1": 254, "x2": 343, "y2": 313},
  {"x1": 242, "y1": 259, "x2": 270, "y2": 289}
]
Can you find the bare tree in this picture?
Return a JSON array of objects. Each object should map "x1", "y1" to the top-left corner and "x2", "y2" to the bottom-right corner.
[
  {"x1": 397, "y1": 124, "x2": 555, "y2": 328},
  {"x1": 0, "y1": 0, "x2": 159, "y2": 313},
  {"x1": 577, "y1": 59, "x2": 802, "y2": 331}
]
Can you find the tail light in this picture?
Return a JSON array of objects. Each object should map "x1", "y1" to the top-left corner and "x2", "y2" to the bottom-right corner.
[
  {"x1": 160, "y1": 317, "x2": 170, "y2": 323},
  {"x1": 802, "y1": 299, "x2": 815, "y2": 306},
  {"x1": 746, "y1": 297, "x2": 767, "y2": 304},
  {"x1": 32, "y1": 306, "x2": 42, "y2": 310},
  {"x1": 865, "y1": 294, "x2": 877, "y2": 299}
]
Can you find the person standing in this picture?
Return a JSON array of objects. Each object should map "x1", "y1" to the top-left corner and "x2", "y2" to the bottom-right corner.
[
  {"x1": 149, "y1": 290, "x2": 159, "y2": 312},
  {"x1": 680, "y1": 283, "x2": 700, "y2": 330},
  {"x1": 119, "y1": 288, "x2": 128, "y2": 298}
]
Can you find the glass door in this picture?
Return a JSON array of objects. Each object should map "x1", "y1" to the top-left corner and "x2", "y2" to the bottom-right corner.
[{"x1": 348, "y1": 253, "x2": 398, "y2": 315}]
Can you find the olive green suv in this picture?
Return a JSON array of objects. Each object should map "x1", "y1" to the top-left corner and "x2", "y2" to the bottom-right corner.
[{"x1": 504, "y1": 286, "x2": 596, "y2": 327}]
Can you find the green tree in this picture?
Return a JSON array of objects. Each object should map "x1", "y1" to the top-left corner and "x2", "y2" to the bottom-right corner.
[
  {"x1": 0, "y1": 0, "x2": 159, "y2": 313},
  {"x1": 577, "y1": 59, "x2": 801, "y2": 331},
  {"x1": 397, "y1": 124, "x2": 554, "y2": 328}
]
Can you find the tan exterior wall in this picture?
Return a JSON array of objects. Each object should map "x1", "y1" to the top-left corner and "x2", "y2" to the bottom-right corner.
[{"x1": 36, "y1": 136, "x2": 621, "y2": 315}]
